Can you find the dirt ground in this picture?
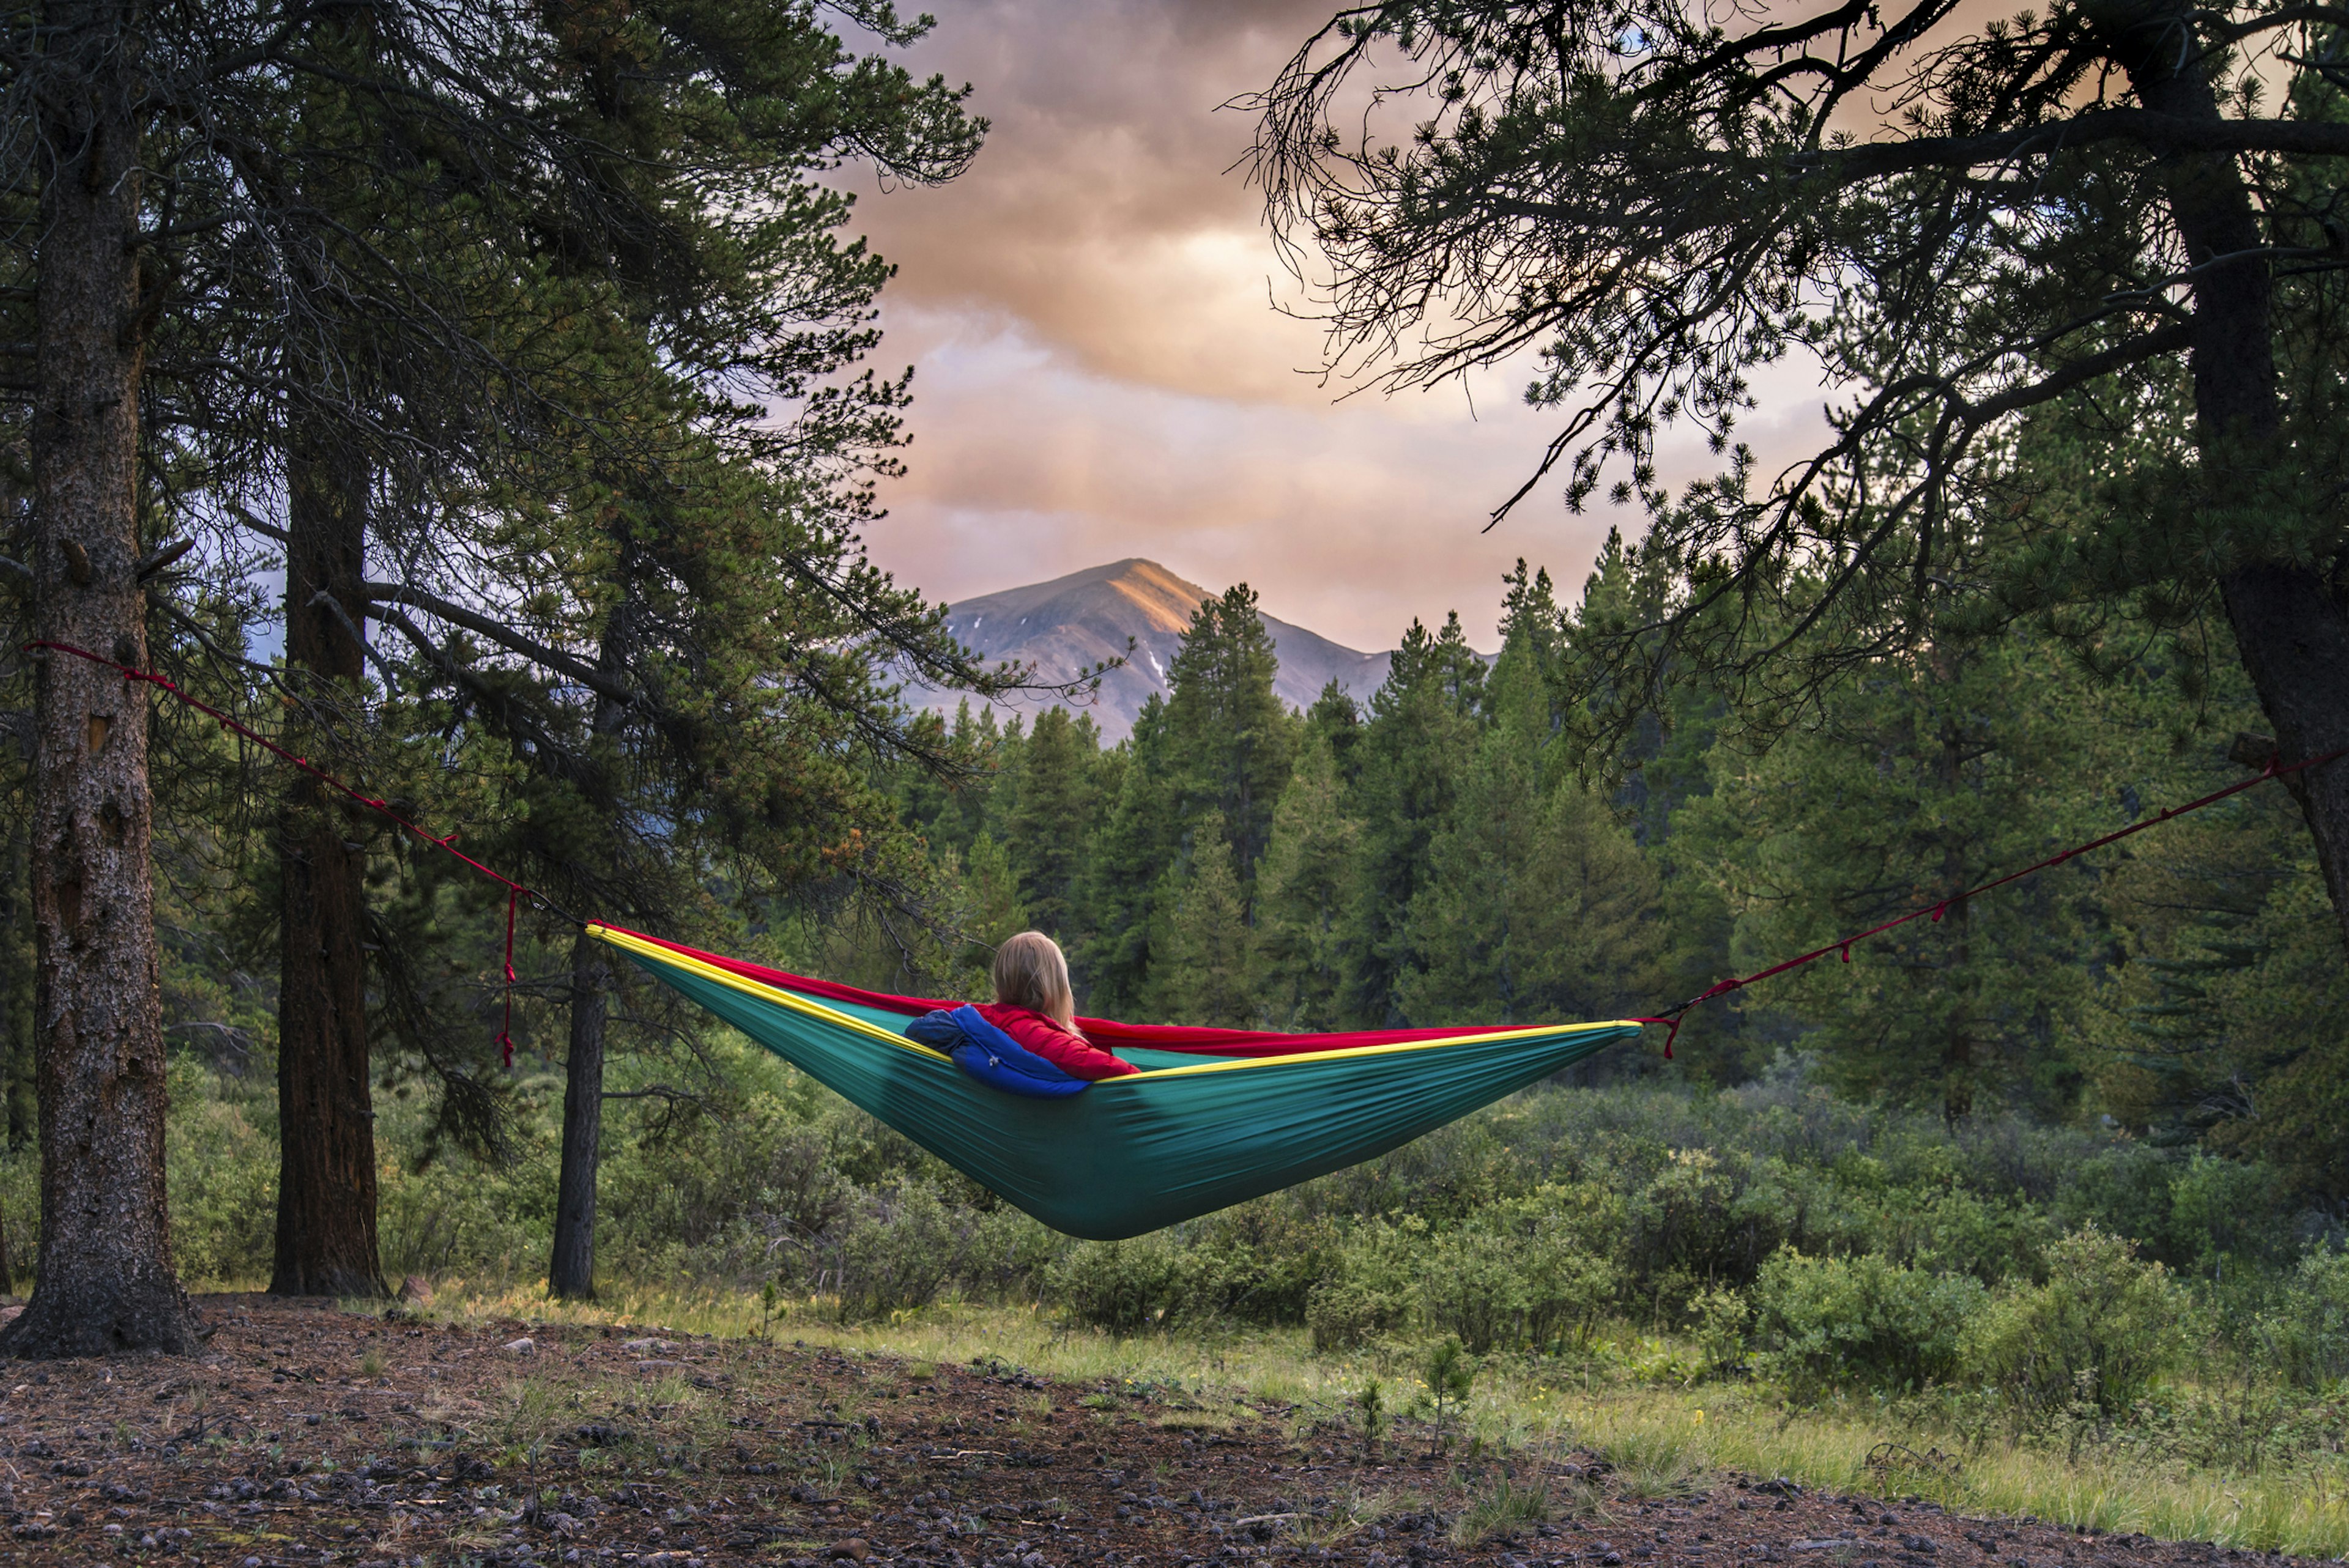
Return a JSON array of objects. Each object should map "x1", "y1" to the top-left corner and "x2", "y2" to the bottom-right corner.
[{"x1": 0, "y1": 1296, "x2": 2307, "y2": 1568}]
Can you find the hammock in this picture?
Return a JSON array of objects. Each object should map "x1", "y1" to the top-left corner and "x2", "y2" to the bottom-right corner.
[{"x1": 589, "y1": 923, "x2": 1641, "y2": 1240}]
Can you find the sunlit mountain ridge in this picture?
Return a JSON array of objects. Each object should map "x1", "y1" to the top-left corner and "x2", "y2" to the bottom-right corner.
[{"x1": 911, "y1": 558, "x2": 1392, "y2": 742}]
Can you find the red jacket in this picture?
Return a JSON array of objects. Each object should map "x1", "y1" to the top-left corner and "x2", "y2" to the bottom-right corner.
[{"x1": 974, "y1": 1004, "x2": 1138, "y2": 1080}]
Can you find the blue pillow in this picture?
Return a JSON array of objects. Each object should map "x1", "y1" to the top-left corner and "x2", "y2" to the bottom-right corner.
[
  {"x1": 909, "y1": 1005, "x2": 1092, "y2": 1100},
  {"x1": 904, "y1": 1010, "x2": 965, "y2": 1054}
]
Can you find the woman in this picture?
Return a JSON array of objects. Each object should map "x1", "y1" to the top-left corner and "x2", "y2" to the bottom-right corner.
[{"x1": 970, "y1": 931, "x2": 1135, "y2": 1079}]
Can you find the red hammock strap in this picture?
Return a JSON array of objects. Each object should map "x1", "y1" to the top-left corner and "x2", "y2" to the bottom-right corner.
[
  {"x1": 1644, "y1": 745, "x2": 2347, "y2": 1056},
  {"x1": 26, "y1": 638, "x2": 553, "y2": 1065}
]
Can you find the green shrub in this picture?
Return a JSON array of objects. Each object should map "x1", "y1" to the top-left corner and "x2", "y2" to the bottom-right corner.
[
  {"x1": 2167, "y1": 1153, "x2": 2294, "y2": 1281},
  {"x1": 1406, "y1": 1185, "x2": 1628, "y2": 1355},
  {"x1": 1750, "y1": 1248, "x2": 1984, "y2": 1397},
  {"x1": 1513, "y1": 1183, "x2": 1627, "y2": 1348},
  {"x1": 0, "y1": 1145, "x2": 32, "y2": 1292},
  {"x1": 1844, "y1": 1183, "x2": 2054, "y2": 1284},
  {"x1": 959, "y1": 1207, "x2": 1064, "y2": 1303},
  {"x1": 828, "y1": 1180, "x2": 967, "y2": 1320},
  {"x1": 1049, "y1": 1235, "x2": 1187, "y2": 1333},
  {"x1": 2049, "y1": 1142, "x2": 2176, "y2": 1256},
  {"x1": 1423, "y1": 1225, "x2": 1531, "y2": 1354},
  {"x1": 1307, "y1": 1276, "x2": 1412, "y2": 1351},
  {"x1": 376, "y1": 1143, "x2": 544, "y2": 1285},
  {"x1": 2256, "y1": 1248, "x2": 2349, "y2": 1392},
  {"x1": 370, "y1": 1074, "x2": 550, "y2": 1287},
  {"x1": 1305, "y1": 1219, "x2": 1420, "y2": 1350},
  {"x1": 163, "y1": 1062, "x2": 277, "y2": 1284},
  {"x1": 1622, "y1": 1147, "x2": 1764, "y2": 1307},
  {"x1": 1177, "y1": 1200, "x2": 1340, "y2": 1323},
  {"x1": 598, "y1": 1102, "x2": 852, "y2": 1280},
  {"x1": 1686, "y1": 1285, "x2": 1750, "y2": 1377},
  {"x1": 1961, "y1": 1225, "x2": 2192, "y2": 1421}
]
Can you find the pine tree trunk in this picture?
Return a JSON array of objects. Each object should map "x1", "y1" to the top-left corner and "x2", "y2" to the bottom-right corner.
[
  {"x1": 548, "y1": 931, "x2": 609, "y2": 1300},
  {"x1": 548, "y1": 629, "x2": 631, "y2": 1302},
  {"x1": 2217, "y1": 569, "x2": 2349, "y2": 937},
  {"x1": 2105, "y1": 6, "x2": 2349, "y2": 958},
  {"x1": 270, "y1": 442, "x2": 385, "y2": 1298},
  {"x1": 0, "y1": 0, "x2": 201, "y2": 1357}
]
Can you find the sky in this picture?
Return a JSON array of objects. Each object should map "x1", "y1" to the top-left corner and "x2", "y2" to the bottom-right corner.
[{"x1": 844, "y1": 0, "x2": 1827, "y2": 654}]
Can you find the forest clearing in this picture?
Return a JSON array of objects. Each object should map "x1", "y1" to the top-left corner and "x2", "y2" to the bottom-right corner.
[
  {"x1": 6, "y1": 1068, "x2": 2348, "y2": 1562},
  {"x1": 0, "y1": 1278, "x2": 2337, "y2": 1567},
  {"x1": 0, "y1": 1286, "x2": 2330, "y2": 1568},
  {"x1": 6, "y1": 1, "x2": 2349, "y2": 1566}
]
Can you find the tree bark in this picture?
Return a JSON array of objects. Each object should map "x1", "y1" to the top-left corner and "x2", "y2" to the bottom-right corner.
[
  {"x1": 2216, "y1": 568, "x2": 2349, "y2": 929},
  {"x1": 548, "y1": 931, "x2": 609, "y2": 1300},
  {"x1": 2109, "y1": 2, "x2": 2349, "y2": 956},
  {"x1": 0, "y1": 0, "x2": 202, "y2": 1357},
  {"x1": 548, "y1": 619, "x2": 631, "y2": 1301},
  {"x1": 269, "y1": 440, "x2": 385, "y2": 1298}
]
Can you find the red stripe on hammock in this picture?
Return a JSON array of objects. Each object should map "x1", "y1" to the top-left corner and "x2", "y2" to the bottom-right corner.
[{"x1": 593, "y1": 923, "x2": 1532, "y2": 1058}]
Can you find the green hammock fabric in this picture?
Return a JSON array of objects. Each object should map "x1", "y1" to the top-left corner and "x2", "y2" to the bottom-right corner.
[{"x1": 592, "y1": 924, "x2": 1641, "y2": 1240}]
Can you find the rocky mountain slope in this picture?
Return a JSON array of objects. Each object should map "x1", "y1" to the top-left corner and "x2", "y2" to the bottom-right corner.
[{"x1": 909, "y1": 558, "x2": 1392, "y2": 741}]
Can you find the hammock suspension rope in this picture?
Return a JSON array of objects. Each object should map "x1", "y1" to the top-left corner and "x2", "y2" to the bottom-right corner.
[
  {"x1": 1636, "y1": 742, "x2": 2345, "y2": 1056},
  {"x1": 24, "y1": 639, "x2": 575, "y2": 1065}
]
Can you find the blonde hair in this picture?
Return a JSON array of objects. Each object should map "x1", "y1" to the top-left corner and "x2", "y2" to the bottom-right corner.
[{"x1": 992, "y1": 931, "x2": 1076, "y2": 1027}]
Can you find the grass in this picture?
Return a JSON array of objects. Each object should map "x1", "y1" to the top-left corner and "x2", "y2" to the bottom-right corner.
[
  {"x1": 1593, "y1": 1425, "x2": 1703, "y2": 1501},
  {"x1": 1455, "y1": 1475, "x2": 1552, "y2": 1543},
  {"x1": 355, "y1": 1281, "x2": 2349, "y2": 1559},
  {"x1": 1154, "y1": 1407, "x2": 1244, "y2": 1433}
]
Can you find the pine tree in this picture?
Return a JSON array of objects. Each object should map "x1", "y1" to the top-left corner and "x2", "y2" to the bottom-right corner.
[
  {"x1": 1252, "y1": 734, "x2": 1361, "y2": 1030},
  {"x1": 1149, "y1": 814, "x2": 1255, "y2": 1028},
  {"x1": 1670, "y1": 635, "x2": 2110, "y2": 1120},
  {"x1": 1252, "y1": 0, "x2": 2349, "y2": 964},
  {"x1": 1496, "y1": 560, "x2": 1567, "y2": 749},
  {"x1": 2084, "y1": 780, "x2": 2335, "y2": 1158},
  {"x1": 1338, "y1": 614, "x2": 1486, "y2": 1025},
  {"x1": 961, "y1": 833, "x2": 1030, "y2": 972},
  {"x1": 903, "y1": 704, "x2": 1008, "y2": 867},
  {"x1": 0, "y1": 0, "x2": 1011, "y2": 1326},
  {"x1": 1164, "y1": 585, "x2": 1298, "y2": 879},
  {"x1": 1003, "y1": 708, "x2": 1104, "y2": 952},
  {"x1": 1400, "y1": 648, "x2": 1665, "y2": 1027},
  {"x1": 1554, "y1": 531, "x2": 1768, "y2": 1076},
  {"x1": 0, "y1": 0, "x2": 201, "y2": 1354},
  {"x1": 1305, "y1": 681, "x2": 1365, "y2": 786},
  {"x1": 1085, "y1": 697, "x2": 1181, "y2": 1015}
]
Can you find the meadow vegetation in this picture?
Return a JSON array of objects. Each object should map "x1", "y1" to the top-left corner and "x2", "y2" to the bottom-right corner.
[{"x1": 16, "y1": 1041, "x2": 2342, "y2": 1553}]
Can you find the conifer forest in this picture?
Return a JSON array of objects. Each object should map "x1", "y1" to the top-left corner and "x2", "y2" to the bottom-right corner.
[{"x1": 2, "y1": 0, "x2": 2348, "y2": 1564}]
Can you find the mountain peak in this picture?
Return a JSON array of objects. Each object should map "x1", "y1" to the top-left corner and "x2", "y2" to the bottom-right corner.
[{"x1": 912, "y1": 560, "x2": 1390, "y2": 741}]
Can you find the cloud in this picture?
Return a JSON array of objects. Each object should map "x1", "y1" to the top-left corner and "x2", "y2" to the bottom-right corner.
[
  {"x1": 844, "y1": 0, "x2": 1831, "y2": 651},
  {"x1": 863, "y1": 309, "x2": 1827, "y2": 652},
  {"x1": 850, "y1": 0, "x2": 1341, "y2": 404}
]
